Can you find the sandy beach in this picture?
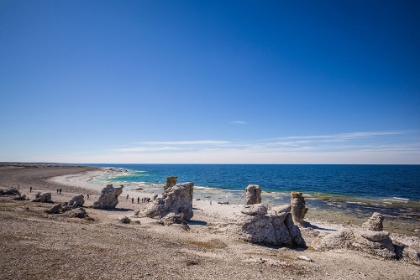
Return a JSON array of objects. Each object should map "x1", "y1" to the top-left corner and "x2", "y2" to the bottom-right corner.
[{"x1": 1, "y1": 164, "x2": 419, "y2": 279}]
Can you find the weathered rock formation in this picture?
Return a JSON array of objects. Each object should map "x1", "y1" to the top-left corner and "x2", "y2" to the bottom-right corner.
[
  {"x1": 0, "y1": 187, "x2": 20, "y2": 196},
  {"x1": 145, "y1": 181, "x2": 194, "y2": 221},
  {"x1": 46, "y1": 204, "x2": 62, "y2": 214},
  {"x1": 216, "y1": 204, "x2": 306, "y2": 247},
  {"x1": 245, "y1": 184, "x2": 261, "y2": 205},
  {"x1": 312, "y1": 228, "x2": 396, "y2": 259},
  {"x1": 67, "y1": 207, "x2": 88, "y2": 218},
  {"x1": 120, "y1": 216, "x2": 131, "y2": 224},
  {"x1": 362, "y1": 212, "x2": 384, "y2": 231},
  {"x1": 1, "y1": 187, "x2": 27, "y2": 200},
  {"x1": 290, "y1": 192, "x2": 307, "y2": 225},
  {"x1": 93, "y1": 185, "x2": 123, "y2": 209},
  {"x1": 62, "y1": 195, "x2": 85, "y2": 212},
  {"x1": 32, "y1": 192, "x2": 53, "y2": 203}
]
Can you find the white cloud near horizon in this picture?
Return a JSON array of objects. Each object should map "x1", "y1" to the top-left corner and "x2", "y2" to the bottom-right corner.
[
  {"x1": 230, "y1": 120, "x2": 247, "y2": 125},
  {"x1": 6, "y1": 130, "x2": 420, "y2": 164},
  {"x1": 108, "y1": 130, "x2": 420, "y2": 160}
]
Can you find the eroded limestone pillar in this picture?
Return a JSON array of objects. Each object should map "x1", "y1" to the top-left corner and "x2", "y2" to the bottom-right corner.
[
  {"x1": 245, "y1": 184, "x2": 262, "y2": 205},
  {"x1": 290, "y1": 192, "x2": 307, "y2": 225}
]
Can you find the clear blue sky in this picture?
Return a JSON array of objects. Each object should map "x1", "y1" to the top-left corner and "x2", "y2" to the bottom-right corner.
[{"x1": 1, "y1": 0, "x2": 419, "y2": 163}]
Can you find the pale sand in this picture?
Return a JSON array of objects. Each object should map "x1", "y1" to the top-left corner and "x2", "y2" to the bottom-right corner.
[{"x1": 1, "y1": 165, "x2": 419, "y2": 279}]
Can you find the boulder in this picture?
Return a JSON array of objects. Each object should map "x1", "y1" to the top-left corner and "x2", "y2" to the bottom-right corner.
[
  {"x1": 46, "y1": 204, "x2": 62, "y2": 214},
  {"x1": 290, "y1": 192, "x2": 307, "y2": 226},
  {"x1": 68, "y1": 194, "x2": 85, "y2": 208},
  {"x1": 120, "y1": 216, "x2": 131, "y2": 224},
  {"x1": 67, "y1": 207, "x2": 88, "y2": 218},
  {"x1": 0, "y1": 187, "x2": 20, "y2": 196},
  {"x1": 245, "y1": 184, "x2": 261, "y2": 205},
  {"x1": 219, "y1": 204, "x2": 306, "y2": 247},
  {"x1": 93, "y1": 185, "x2": 123, "y2": 209},
  {"x1": 32, "y1": 192, "x2": 53, "y2": 203},
  {"x1": 145, "y1": 182, "x2": 194, "y2": 221},
  {"x1": 362, "y1": 212, "x2": 384, "y2": 231}
]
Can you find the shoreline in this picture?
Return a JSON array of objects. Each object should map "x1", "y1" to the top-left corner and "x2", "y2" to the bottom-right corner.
[{"x1": 79, "y1": 168, "x2": 420, "y2": 237}]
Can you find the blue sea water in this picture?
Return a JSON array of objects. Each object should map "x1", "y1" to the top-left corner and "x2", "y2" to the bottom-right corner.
[{"x1": 88, "y1": 164, "x2": 420, "y2": 201}]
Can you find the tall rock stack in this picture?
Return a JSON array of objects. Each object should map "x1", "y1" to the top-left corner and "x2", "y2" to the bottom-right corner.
[
  {"x1": 245, "y1": 184, "x2": 262, "y2": 205},
  {"x1": 93, "y1": 184, "x2": 123, "y2": 209},
  {"x1": 290, "y1": 192, "x2": 308, "y2": 226}
]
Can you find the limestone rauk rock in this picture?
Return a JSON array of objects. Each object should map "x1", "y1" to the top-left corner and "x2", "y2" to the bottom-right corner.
[
  {"x1": 145, "y1": 181, "x2": 194, "y2": 221},
  {"x1": 245, "y1": 184, "x2": 261, "y2": 205},
  {"x1": 312, "y1": 228, "x2": 396, "y2": 259},
  {"x1": 362, "y1": 212, "x2": 384, "y2": 231},
  {"x1": 93, "y1": 185, "x2": 123, "y2": 209},
  {"x1": 32, "y1": 192, "x2": 53, "y2": 203},
  {"x1": 312, "y1": 213, "x2": 397, "y2": 259},
  {"x1": 46, "y1": 204, "x2": 62, "y2": 214},
  {"x1": 290, "y1": 192, "x2": 307, "y2": 225},
  {"x1": 62, "y1": 195, "x2": 85, "y2": 212},
  {"x1": 218, "y1": 204, "x2": 306, "y2": 247}
]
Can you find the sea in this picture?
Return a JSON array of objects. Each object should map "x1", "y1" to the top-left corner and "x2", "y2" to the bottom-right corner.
[{"x1": 88, "y1": 164, "x2": 420, "y2": 234}]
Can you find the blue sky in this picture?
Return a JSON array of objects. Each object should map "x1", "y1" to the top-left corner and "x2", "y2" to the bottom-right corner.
[{"x1": 0, "y1": 0, "x2": 419, "y2": 164}]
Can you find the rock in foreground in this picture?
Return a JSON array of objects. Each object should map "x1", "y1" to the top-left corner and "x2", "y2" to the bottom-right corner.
[{"x1": 216, "y1": 204, "x2": 306, "y2": 247}]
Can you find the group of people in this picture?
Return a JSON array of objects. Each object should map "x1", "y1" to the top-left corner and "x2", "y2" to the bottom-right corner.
[
  {"x1": 126, "y1": 194, "x2": 152, "y2": 204},
  {"x1": 56, "y1": 189, "x2": 62, "y2": 194}
]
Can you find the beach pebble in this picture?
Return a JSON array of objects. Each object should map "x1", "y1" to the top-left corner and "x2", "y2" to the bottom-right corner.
[{"x1": 298, "y1": 255, "x2": 313, "y2": 262}]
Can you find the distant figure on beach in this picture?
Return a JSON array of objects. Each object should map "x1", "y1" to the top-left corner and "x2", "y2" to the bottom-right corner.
[
  {"x1": 126, "y1": 194, "x2": 129, "y2": 201},
  {"x1": 87, "y1": 193, "x2": 90, "y2": 199},
  {"x1": 57, "y1": 189, "x2": 59, "y2": 194},
  {"x1": 29, "y1": 186, "x2": 32, "y2": 193},
  {"x1": 59, "y1": 189, "x2": 62, "y2": 194},
  {"x1": 210, "y1": 200, "x2": 212, "y2": 205},
  {"x1": 131, "y1": 197, "x2": 134, "y2": 203},
  {"x1": 137, "y1": 197, "x2": 139, "y2": 204}
]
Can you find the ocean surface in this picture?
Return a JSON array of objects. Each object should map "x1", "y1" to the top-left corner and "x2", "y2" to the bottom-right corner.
[{"x1": 88, "y1": 164, "x2": 420, "y2": 201}]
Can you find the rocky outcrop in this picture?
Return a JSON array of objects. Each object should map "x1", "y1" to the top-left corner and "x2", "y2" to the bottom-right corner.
[
  {"x1": 216, "y1": 204, "x2": 306, "y2": 247},
  {"x1": 145, "y1": 182, "x2": 194, "y2": 221},
  {"x1": 120, "y1": 216, "x2": 131, "y2": 224},
  {"x1": 93, "y1": 185, "x2": 123, "y2": 209},
  {"x1": 312, "y1": 228, "x2": 396, "y2": 259},
  {"x1": 46, "y1": 204, "x2": 62, "y2": 214},
  {"x1": 32, "y1": 192, "x2": 53, "y2": 203},
  {"x1": 362, "y1": 212, "x2": 384, "y2": 231},
  {"x1": 63, "y1": 194, "x2": 85, "y2": 211},
  {"x1": 0, "y1": 187, "x2": 20, "y2": 196},
  {"x1": 290, "y1": 192, "x2": 307, "y2": 226},
  {"x1": 245, "y1": 184, "x2": 261, "y2": 205},
  {"x1": 67, "y1": 207, "x2": 88, "y2": 218}
]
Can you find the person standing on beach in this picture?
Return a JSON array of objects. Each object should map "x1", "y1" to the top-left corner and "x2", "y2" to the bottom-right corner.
[
  {"x1": 137, "y1": 197, "x2": 139, "y2": 204},
  {"x1": 131, "y1": 197, "x2": 134, "y2": 203},
  {"x1": 29, "y1": 186, "x2": 32, "y2": 193},
  {"x1": 59, "y1": 188, "x2": 62, "y2": 194},
  {"x1": 57, "y1": 189, "x2": 59, "y2": 194},
  {"x1": 126, "y1": 194, "x2": 129, "y2": 201}
]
